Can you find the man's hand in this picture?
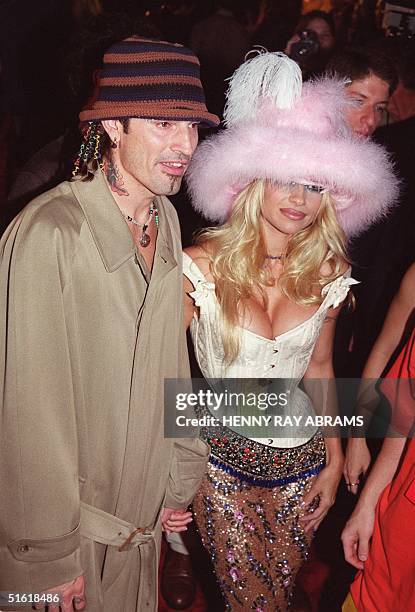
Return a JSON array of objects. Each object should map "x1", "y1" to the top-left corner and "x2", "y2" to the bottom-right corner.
[
  {"x1": 344, "y1": 438, "x2": 371, "y2": 494},
  {"x1": 341, "y1": 506, "x2": 375, "y2": 570},
  {"x1": 161, "y1": 508, "x2": 192, "y2": 535},
  {"x1": 34, "y1": 575, "x2": 85, "y2": 612}
]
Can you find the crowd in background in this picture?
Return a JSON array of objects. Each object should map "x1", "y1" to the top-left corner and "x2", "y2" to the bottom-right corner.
[{"x1": 1, "y1": 0, "x2": 413, "y2": 208}]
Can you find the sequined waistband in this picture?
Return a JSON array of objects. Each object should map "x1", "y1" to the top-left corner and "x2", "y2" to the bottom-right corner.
[
  {"x1": 209, "y1": 455, "x2": 324, "y2": 488},
  {"x1": 201, "y1": 426, "x2": 326, "y2": 486}
]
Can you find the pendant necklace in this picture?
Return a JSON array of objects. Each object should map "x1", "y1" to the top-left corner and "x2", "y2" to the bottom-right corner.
[
  {"x1": 265, "y1": 255, "x2": 285, "y2": 282},
  {"x1": 121, "y1": 204, "x2": 159, "y2": 247}
]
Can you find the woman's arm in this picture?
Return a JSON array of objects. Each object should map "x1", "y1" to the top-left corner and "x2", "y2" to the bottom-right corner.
[
  {"x1": 183, "y1": 274, "x2": 196, "y2": 330},
  {"x1": 345, "y1": 263, "x2": 415, "y2": 492},
  {"x1": 301, "y1": 304, "x2": 344, "y2": 532},
  {"x1": 361, "y1": 264, "x2": 415, "y2": 377},
  {"x1": 341, "y1": 436, "x2": 407, "y2": 569},
  {"x1": 182, "y1": 245, "x2": 213, "y2": 330}
]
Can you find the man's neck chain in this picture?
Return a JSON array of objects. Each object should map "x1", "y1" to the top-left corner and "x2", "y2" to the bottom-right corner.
[{"x1": 121, "y1": 204, "x2": 159, "y2": 247}]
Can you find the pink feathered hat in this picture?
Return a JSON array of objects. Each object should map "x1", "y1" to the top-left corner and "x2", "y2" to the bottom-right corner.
[{"x1": 186, "y1": 51, "x2": 399, "y2": 237}]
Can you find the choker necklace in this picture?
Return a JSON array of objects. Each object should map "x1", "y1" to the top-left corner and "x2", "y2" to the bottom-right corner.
[
  {"x1": 121, "y1": 204, "x2": 159, "y2": 247},
  {"x1": 265, "y1": 254, "x2": 284, "y2": 260}
]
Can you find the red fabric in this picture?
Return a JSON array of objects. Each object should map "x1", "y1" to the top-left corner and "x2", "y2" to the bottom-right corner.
[
  {"x1": 296, "y1": 546, "x2": 330, "y2": 612},
  {"x1": 350, "y1": 329, "x2": 415, "y2": 612}
]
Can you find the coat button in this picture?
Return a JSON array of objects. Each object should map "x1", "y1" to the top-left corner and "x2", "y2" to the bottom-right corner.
[{"x1": 18, "y1": 544, "x2": 30, "y2": 553}]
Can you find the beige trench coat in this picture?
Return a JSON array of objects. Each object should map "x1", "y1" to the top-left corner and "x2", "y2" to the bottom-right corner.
[{"x1": 0, "y1": 171, "x2": 209, "y2": 611}]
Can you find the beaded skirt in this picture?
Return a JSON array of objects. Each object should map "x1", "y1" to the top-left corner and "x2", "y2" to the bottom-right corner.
[{"x1": 192, "y1": 428, "x2": 325, "y2": 611}]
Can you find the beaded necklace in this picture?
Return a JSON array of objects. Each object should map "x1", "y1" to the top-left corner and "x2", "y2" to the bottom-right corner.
[{"x1": 121, "y1": 205, "x2": 159, "y2": 247}]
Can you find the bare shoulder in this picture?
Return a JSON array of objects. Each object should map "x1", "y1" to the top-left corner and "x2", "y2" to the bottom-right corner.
[
  {"x1": 339, "y1": 259, "x2": 351, "y2": 276},
  {"x1": 320, "y1": 258, "x2": 350, "y2": 279},
  {"x1": 401, "y1": 262, "x2": 415, "y2": 290},
  {"x1": 319, "y1": 259, "x2": 351, "y2": 319},
  {"x1": 183, "y1": 241, "x2": 216, "y2": 280},
  {"x1": 398, "y1": 262, "x2": 415, "y2": 302}
]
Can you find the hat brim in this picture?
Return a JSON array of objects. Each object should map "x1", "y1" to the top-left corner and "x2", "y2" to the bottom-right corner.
[
  {"x1": 186, "y1": 121, "x2": 399, "y2": 237},
  {"x1": 79, "y1": 103, "x2": 219, "y2": 128}
]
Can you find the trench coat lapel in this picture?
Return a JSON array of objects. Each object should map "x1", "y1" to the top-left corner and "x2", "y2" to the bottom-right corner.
[
  {"x1": 151, "y1": 195, "x2": 178, "y2": 283},
  {"x1": 72, "y1": 174, "x2": 178, "y2": 281},
  {"x1": 71, "y1": 171, "x2": 136, "y2": 272}
]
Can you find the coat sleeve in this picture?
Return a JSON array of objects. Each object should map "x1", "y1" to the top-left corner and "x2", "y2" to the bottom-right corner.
[
  {"x1": 0, "y1": 207, "x2": 82, "y2": 592},
  {"x1": 164, "y1": 437, "x2": 210, "y2": 509},
  {"x1": 162, "y1": 229, "x2": 210, "y2": 510},
  {"x1": 162, "y1": 325, "x2": 210, "y2": 510}
]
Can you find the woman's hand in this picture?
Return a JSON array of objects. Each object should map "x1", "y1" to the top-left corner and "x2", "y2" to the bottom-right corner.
[
  {"x1": 344, "y1": 438, "x2": 371, "y2": 494},
  {"x1": 341, "y1": 504, "x2": 376, "y2": 570},
  {"x1": 300, "y1": 461, "x2": 343, "y2": 533},
  {"x1": 161, "y1": 508, "x2": 193, "y2": 534}
]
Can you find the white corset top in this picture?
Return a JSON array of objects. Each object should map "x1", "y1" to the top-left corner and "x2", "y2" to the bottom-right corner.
[{"x1": 183, "y1": 251, "x2": 357, "y2": 447}]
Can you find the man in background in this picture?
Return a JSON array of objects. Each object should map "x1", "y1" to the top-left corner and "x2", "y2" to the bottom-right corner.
[{"x1": 327, "y1": 46, "x2": 398, "y2": 378}]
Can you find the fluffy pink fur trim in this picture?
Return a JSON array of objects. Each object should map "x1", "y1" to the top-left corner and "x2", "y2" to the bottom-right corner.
[{"x1": 186, "y1": 121, "x2": 399, "y2": 237}]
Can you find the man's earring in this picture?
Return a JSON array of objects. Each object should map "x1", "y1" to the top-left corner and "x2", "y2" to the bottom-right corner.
[{"x1": 111, "y1": 139, "x2": 118, "y2": 149}]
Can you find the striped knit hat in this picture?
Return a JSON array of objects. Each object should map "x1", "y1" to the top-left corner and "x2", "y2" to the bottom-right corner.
[{"x1": 79, "y1": 37, "x2": 219, "y2": 127}]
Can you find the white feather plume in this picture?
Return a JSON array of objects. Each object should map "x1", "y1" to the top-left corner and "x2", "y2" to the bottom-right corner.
[{"x1": 223, "y1": 49, "x2": 303, "y2": 127}]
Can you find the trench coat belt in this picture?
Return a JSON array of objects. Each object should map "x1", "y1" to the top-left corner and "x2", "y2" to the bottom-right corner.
[{"x1": 80, "y1": 501, "x2": 160, "y2": 611}]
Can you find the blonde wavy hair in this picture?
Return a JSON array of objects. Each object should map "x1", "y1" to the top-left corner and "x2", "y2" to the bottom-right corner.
[{"x1": 197, "y1": 179, "x2": 349, "y2": 364}]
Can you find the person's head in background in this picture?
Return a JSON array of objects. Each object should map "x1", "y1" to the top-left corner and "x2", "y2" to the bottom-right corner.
[
  {"x1": 327, "y1": 46, "x2": 398, "y2": 138},
  {"x1": 375, "y1": 37, "x2": 415, "y2": 123},
  {"x1": 295, "y1": 10, "x2": 336, "y2": 52},
  {"x1": 286, "y1": 10, "x2": 336, "y2": 78}
]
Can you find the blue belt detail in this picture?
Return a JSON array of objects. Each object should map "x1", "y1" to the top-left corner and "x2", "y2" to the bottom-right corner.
[{"x1": 209, "y1": 456, "x2": 325, "y2": 488}]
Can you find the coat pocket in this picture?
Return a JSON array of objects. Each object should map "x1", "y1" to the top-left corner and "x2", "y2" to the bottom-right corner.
[{"x1": 8, "y1": 522, "x2": 80, "y2": 563}]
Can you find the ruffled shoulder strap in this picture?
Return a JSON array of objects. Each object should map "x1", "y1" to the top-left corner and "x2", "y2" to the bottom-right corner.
[
  {"x1": 321, "y1": 267, "x2": 359, "y2": 309},
  {"x1": 182, "y1": 251, "x2": 216, "y2": 309}
]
